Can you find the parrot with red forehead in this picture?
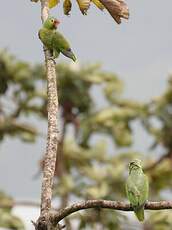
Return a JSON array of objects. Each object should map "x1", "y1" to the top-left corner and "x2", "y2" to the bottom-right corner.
[{"x1": 39, "y1": 16, "x2": 76, "y2": 62}]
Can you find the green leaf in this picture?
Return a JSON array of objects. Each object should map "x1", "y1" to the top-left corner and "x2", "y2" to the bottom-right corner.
[{"x1": 0, "y1": 210, "x2": 25, "y2": 230}]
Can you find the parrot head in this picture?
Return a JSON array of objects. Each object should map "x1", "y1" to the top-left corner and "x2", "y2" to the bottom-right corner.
[
  {"x1": 43, "y1": 17, "x2": 60, "y2": 30},
  {"x1": 129, "y1": 159, "x2": 142, "y2": 173}
]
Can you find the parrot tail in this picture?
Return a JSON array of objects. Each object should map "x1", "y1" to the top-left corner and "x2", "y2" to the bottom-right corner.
[
  {"x1": 134, "y1": 207, "x2": 144, "y2": 222},
  {"x1": 61, "y1": 48, "x2": 76, "y2": 62}
]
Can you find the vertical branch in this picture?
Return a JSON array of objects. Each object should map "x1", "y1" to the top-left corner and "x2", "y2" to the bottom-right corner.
[{"x1": 37, "y1": 0, "x2": 59, "y2": 224}]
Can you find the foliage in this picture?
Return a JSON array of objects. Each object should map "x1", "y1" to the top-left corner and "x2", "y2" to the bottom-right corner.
[
  {"x1": 31, "y1": 0, "x2": 129, "y2": 24},
  {"x1": 0, "y1": 192, "x2": 25, "y2": 230},
  {"x1": 1, "y1": 50, "x2": 172, "y2": 228},
  {"x1": 144, "y1": 211, "x2": 172, "y2": 230}
]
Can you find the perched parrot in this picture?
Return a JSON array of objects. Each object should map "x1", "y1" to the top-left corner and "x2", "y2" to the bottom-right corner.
[
  {"x1": 38, "y1": 16, "x2": 76, "y2": 62},
  {"x1": 126, "y1": 159, "x2": 149, "y2": 221}
]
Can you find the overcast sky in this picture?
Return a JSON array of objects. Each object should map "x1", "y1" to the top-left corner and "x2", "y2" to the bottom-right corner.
[{"x1": 0, "y1": 0, "x2": 172, "y2": 201}]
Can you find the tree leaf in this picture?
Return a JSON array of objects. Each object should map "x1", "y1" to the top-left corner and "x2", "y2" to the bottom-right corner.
[
  {"x1": 99, "y1": 0, "x2": 129, "y2": 24},
  {"x1": 76, "y1": 0, "x2": 90, "y2": 15},
  {"x1": 49, "y1": 0, "x2": 59, "y2": 8},
  {"x1": 91, "y1": 0, "x2": 104, "y2": 10},
  {"x1": 63, "y1": 0, "x2": 72, "y2": 15}
]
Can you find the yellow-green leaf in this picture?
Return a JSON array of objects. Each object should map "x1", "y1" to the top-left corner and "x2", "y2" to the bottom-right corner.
[
  {"x1": 92, "y1": 0, "x2": 104, "y2": 10},
  {"x1": 49, "y1": 0, "x2": 59, "y2": 8},
  {"x1": 63, "y1": 0, "x2": 72, "y2": 15},
  {"x1": 76, "y1": 0, "x2": 90, "y2": 15}
]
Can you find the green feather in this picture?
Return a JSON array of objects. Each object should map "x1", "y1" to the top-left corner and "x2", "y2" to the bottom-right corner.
[
  {"x1": 52, "y1": 31, "x2": 76, "y2": 61},
  {"x1": 134, "y1": 207, "x2": 144, "y2": 221},
  {"x1": 126, "y1": 159, "x2": 149, "y2": 222},
  {"x1": 38, "y1": 28, "x2": 54, "y2": 51}
]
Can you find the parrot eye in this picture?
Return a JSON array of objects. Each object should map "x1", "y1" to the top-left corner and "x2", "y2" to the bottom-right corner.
[{"x1": 51, "y1": 19, "x2": 54, "y2": 23}]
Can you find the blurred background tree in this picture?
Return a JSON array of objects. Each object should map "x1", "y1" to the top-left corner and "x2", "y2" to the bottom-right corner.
[{"x1": 1, "y1": 50, "x2": 172, "y2": 229}]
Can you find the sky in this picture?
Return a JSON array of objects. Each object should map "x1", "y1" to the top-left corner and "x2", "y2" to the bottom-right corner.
[{"x1": 0, "y1": 0, "x2": 172, "y2": 204}]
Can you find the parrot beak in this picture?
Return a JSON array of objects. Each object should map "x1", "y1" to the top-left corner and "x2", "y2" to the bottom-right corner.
[{"x1": 54, "y1": 19, "x2": 60, "y2": 28}]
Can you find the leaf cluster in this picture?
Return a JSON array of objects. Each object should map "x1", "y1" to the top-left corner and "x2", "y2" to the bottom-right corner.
[
  {"x1": 0, "y1": 191, "x2": 24, "y2": 230},
  {"x1": 31, "y1": 0, "x2": 129, "y2": 24}
]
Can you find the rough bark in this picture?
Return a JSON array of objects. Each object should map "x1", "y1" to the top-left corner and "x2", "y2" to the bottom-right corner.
[{"x1": 40, "y1": 51, "x2": 58, "y2": 218}]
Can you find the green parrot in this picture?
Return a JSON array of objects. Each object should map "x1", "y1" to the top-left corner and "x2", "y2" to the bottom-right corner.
[
  {"x1": 126, "y1": 159, "x2": 149, "y2": 221},
  {"x1": 39, "y1": 16, "x2": 76, "y2": 62}
]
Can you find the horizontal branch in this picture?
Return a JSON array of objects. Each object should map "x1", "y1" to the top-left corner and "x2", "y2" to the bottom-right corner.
[{"x1": 50, "y1": 200, "x2": 172, "y2": 224}]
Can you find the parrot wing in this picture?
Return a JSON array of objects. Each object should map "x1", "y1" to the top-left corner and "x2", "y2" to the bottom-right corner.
[
  {"x1": 126, "y1": 180, "x2": 145, "y2": 221},
  {"x1": 52, "y1": 31, "x2": 76, "y2": 61},
  {"x1": 126, "y1": 181, "x2": 141, "y2": 207},
  {"x1": 52, "y1": 31, "x2": 70, "y2": 51},
  {"x1": 135, "y1": 174, "x2": 149, "y2": 205}
]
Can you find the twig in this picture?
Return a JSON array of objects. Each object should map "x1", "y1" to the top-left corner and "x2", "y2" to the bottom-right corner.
[{"x1": 50, "y1": 200, "x2": 172, "y2": 224}]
